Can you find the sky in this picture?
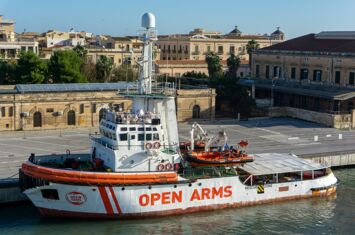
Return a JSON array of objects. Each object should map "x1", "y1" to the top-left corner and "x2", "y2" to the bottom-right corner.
[{"x1": 1, "y1": 0, "x2": 355, "y2": 39}]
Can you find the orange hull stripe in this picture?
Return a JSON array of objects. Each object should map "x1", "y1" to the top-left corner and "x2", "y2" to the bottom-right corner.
[
  {"x1": 109, "y1": 186, "x2": 122, "y2": 214},
  {"x1": 98, "y1": 186, "x2": 114, "y2": 214}
]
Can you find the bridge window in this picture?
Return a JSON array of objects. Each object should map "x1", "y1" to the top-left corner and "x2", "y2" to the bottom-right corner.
[
  {"x1": 146, "y1": 134, "x2": 152, "y2": 141},
  {"x1": 138, "y1": 134, "x2": 144, "y2": 141},
  {"x1": 129, "y1": 127, "x2": 136, "y2": 131},
  {"x1": 119, "y1": 133, "x2": 128, "y2": 141},
  {"x1": 153, "y1": 133, "x2": 159, "y2": 140}
]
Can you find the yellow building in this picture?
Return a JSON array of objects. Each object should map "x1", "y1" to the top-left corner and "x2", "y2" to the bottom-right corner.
[
  {"x1": 157, "y1": 26, "x2": 284, "y2": 62},
  {"x1": 0, "y1": 83, "x2": 215, "y2": 131},
  {"x1": 0, "y1": 15, "x2": 39, "y2": 58}
]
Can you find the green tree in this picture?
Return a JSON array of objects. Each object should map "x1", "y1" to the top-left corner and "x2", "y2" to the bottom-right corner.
[
  {"x1": 210, "y1": 76, "x2": 255, "y2": 117},
  {"x1": 111, "y1": 64, "x2": 138, "y2": 82},
  {"x1": 73, "y1": 45, "x2": 87, "y2": 59},
  {"x1": 205, "y1": 52, "x2": 223, "y2": 78},
  {"x1": 47, "y1": 50, "x2": 87, "y2": 83},
  {"x1": 0, "y1": 59, "x2": 16, "y2": 84},
  {"x1": 15, "y1": 51, "x2": 47, "y2": 84},
  {"x1": 246, "y1": 39, "x2": 260, "y2": 68},
  {"x1": 226, "y1": 54, "x2": 241, "y2": 78},
  {"x1": 96, "y1": 55, "x2": 114, "y2": 82},
  {"x1": 182, "y1": 71, "x2": 208, "y2": 79}
]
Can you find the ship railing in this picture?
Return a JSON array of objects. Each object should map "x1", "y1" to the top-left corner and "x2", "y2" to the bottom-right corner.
[
  {"x1": 118, "y1": 82, "x2": 176, "y2": 97},
  {"x1": 90, "y1": 135, "x2": 178, "y2": 152},
  {"x1": 179, "y1": 167, "x2": 236, "y2": 180}
]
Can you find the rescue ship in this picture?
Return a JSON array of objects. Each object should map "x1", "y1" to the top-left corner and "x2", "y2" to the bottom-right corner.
[{"x1": 19, "y1": 13, "x2": 338, "y2": 219}]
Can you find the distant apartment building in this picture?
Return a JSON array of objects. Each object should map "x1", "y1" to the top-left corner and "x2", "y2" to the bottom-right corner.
[
  {"x1": 157, "y1": 26, "x2": 284, "y2": 61},
  {"x1": 0, "y1": 15, "x2": 39, "y2": 59},
  {"x1": 155, "y1": 26, "x2": 284, "y2": 76},
  {"x1": 41, "y1": 30, "x2": 87, "y2": 48},
  {"x1": 86, "y1": 36, "x2": 159, "y2": 67}
]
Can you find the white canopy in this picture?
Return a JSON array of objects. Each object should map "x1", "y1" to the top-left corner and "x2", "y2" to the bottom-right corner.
[{"x1": 239, "y1": 153, "x2": 327, "y2": 176}]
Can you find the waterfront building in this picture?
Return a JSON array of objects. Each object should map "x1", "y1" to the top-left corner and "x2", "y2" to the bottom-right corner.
[
  {"x1": 246, "y1": 31, "x2": 355, "y2": 128},
  {"x1": 0, "y1": 83, "x2": 215, "y2": 131},
  {"x1": 0, "y1": 15, "x2": 39, "y2": 59}
]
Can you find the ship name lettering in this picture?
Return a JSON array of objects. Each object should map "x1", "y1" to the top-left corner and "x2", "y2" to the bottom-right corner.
[
  {"x1": 139, "y1": 191, "x2": 183, "y2": 206},
  {"x1": 190, "y1": 186, "x2": 232, "y2": 201}
]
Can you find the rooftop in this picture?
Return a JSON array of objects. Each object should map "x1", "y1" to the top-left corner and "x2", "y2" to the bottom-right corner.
[
  {"x1": 239, "y1": 153, "x2": 327, "y2": 175},
  {"x1": 261, "y1": 32, "x2": 355, "y2": 54}
]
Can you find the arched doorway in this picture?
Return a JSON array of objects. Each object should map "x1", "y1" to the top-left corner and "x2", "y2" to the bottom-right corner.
[
  {"x1": 192, "y1": 105, "x2": 200, "y2": 119},
  {"x1": 99, "y1": 108, "x2": 107, "y2": 121},
  {"x1": 67, "y1": 110, "x2": 76, "y2": 126},
  {"x1": 33, "y1": 112, "x2": 42, "y2": 127}
]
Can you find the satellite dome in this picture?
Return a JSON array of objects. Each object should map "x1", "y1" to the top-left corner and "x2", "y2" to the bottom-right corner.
[{"x1": 141, "y1": 13, "x2": 156, "y2": 29}]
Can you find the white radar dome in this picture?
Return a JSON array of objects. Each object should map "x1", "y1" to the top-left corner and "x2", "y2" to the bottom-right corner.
[{"x1": 141, "y1": 13, "x2": 156, "y2": 29}]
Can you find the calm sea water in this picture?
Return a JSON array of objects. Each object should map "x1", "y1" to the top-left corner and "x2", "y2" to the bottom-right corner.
[{"x1": 1, "y1": 168, "x2": 354, "y2": 235}]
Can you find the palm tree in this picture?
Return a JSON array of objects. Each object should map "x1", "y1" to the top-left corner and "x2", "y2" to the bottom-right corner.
[
  {"x1": 246, "y1": 39, "x2": 260, "y2": 68},
  {"x1": 226, "y1": 54, "x2": 241, "y2": 78},
  {"x1": 205, "y1": 52, "x2": 223, "y2": 78}
]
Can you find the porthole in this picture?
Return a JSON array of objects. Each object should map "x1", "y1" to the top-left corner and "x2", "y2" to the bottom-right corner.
[
  {"x1": 148, "y1": 186, "x2": 152, "y2": 190},
  {"x1": 121, "y1": 187, "x2": 125, "y2": 191},
  {"x1": 188, "y1": 183, "x2": 192, "y2": 187},
  {"x1": 198, "y1": 183, "x2": 202, "y2": 186},
  {"x1": 130, "y1": 160, "x2": 134, "y2": 164},
  {"x1": 174, "y1": 185, "x2": 177, "y2": 188}
]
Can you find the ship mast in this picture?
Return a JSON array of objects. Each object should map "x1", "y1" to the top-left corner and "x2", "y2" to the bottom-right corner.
[{"x1": 138, "y1": 13, "x2": 157, "y2": 94}]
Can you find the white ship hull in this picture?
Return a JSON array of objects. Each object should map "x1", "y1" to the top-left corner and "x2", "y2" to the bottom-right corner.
[{"x1": 24, "y1": 173, "x2": 337, "y2": 219}]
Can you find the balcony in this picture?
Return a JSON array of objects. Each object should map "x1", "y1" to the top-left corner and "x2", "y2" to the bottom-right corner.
[{"x1": 192, "y1": 51, "x2": 200, "y2": 55}]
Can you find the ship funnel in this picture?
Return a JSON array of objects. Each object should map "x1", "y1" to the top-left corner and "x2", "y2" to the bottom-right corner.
[{"x1": 141, "y1": 13, "x2": 156, "y2": 29}]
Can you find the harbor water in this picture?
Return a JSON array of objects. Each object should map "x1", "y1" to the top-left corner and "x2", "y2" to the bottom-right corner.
[{"x1": 1, "y1": 168, "x2": 354, "y2": 235}]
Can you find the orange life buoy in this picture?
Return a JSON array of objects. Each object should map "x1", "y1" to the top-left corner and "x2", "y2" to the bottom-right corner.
[
  {"x1": 156, "y1": 164, "x2": 165, "y2": 171},
  {"x1": 146, "y1": 142, "x2": 153, "y2": 150},
  {"x1": 165, "y1": 163, "x2": 173, "y2": 171},
  {"x1": 153, "y1": 142, "x2": 161, "y2": 149}
]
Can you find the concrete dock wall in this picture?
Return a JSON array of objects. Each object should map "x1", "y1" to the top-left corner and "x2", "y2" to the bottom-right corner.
[{"x1": 0, "y1": 179, "x2": 27, "y2": 204}]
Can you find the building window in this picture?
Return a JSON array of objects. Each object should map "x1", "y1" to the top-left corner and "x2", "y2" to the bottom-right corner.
[
  {"x1": 291, "y1": 67, "x2": 296, "y2": 79},
  {"x1": 273, "y1": 66, "x2": 280, "y2": 78},
  {"x1": 229, "y1": 46, "x2": 235, "y2": 55},
  {"x1": 256, "y1": 65, "x2": 260, "y2": 78},
  {"x1": 218, "y1": 46, "x2": 223, "y2": 54},
  {"x1": 0, "y1": 107, "x2": 5, "y2": 117},
  {"x1": 349, "y1": 72, "x2": 355, "y2": 85},
  {"x1": 8, "y1": 107, "x2": 13, "y2": 117},
  {"x1": 92, "y1": 103, "x2": 96, "y2": 113},
  {"x1": 46, "y1": 108, "x2": 54, "y2": 113},
  {"x1": 300, "y1": 69, "x2": 308, "y2": 80},
  {"x1": 79, "y1": 104, "x2": 84, "y2": 114},
  {"x1": 265, "y1": 65, "x2": 270, "y2": 79},
  {"x1": 207, "y1": 45, "x2": 211, "y2": 53},
  {"x1": 194, "y1": 45, "x2": 199, "y2": 53},
  {"x1": 313, "y1": 70, "x2": 322, "y2": 82},
  {"x1": 335, "y1": 71, "x2": 341, "y2": 84}
]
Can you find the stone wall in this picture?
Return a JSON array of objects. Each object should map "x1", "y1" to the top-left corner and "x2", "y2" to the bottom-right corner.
[
  {"x1": 269, "y1": 106, "x2": 353, "y2": 129},
  {"x1": 0, "y1": 88, "x2": 216, "y2": 131}
]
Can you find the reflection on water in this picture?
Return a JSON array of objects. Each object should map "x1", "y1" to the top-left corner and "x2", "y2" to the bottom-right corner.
[{"x1": 1, "y1": 169, "x2": 354, "y2": 235}]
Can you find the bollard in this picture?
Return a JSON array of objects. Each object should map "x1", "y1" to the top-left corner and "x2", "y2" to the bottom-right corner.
[{"x1": 314, "y1": 136, "x2": 318, "y2": 142}]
